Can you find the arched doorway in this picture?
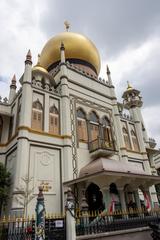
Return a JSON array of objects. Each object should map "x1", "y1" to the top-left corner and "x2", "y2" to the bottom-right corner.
[
  {"x1": 86, "y1": 183, "x2": 104, "y2": 212},
  {"x1": 124, "y1": 184, "x2": 136, "y2": 210}
]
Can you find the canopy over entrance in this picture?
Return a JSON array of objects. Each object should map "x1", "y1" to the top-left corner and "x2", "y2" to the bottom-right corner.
[{"x1": 64, "y1": 158, "x2": 160, "y2": 188}]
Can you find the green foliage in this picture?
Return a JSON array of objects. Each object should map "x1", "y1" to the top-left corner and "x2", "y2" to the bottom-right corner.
[{"x1": 0, "y1": 163, "x2": 11, "y2": 215}]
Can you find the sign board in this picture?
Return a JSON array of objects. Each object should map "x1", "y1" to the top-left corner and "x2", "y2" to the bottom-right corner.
[{"x1": 55, "y1": 220, "x2": 64, "y2": 228}]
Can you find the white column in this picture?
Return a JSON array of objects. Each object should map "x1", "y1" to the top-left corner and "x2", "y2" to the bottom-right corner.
[
  {"x1": 134, "y1": 190, "x2": 141, "y2": 210},
  {"x1": 11, "y1": 138, "x2": 30, "y2": 213},
  {"x1": 60, "y1": 64, "x2": 73, "y2": 181},
  {"x1": 130, "y1": 108, "x2": 146, "y2": 153},
  {"x1": 118, "y1": 188, "x2": 127, "y2": 211},
  {"x1": 149, "y1": 185, "x2": 158, "y2": 206},
  {"x1": 66, "y1": 189, "x2": 76, "y2": 240},
  {"x1": 11, "y1": 51, "x2": 32, "y2": 215},
  {"x1": 136, "y1": 107, "x2": 149, "y2": 147},
  {"x1": 100, "y1": 186, "x2": 110, "y2": 210},
  {"x1": 66, "y1": 210, "x2": 76, "y2": 240},
  {"x1": 44, "y1": 93, "x2": 49, "y2": 132},
  {"x1": 130, "y1": 107, "x2": 151, "y2": 174},
  {"x1": 62, "y1": 145, "x2": 72, "y2": 181},
  {"x1": 61, "y1": 76, "x2": 71, "y2": 135},
  {"x1": 112, "y1": 103, "x2": 128, "y2": 163},
  {"x1": 20, "y1": 51, "x2": 32, "y2": 127}
]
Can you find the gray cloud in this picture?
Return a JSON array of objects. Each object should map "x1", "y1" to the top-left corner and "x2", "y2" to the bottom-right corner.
[
  {"x1": 40, "y1": 0, "x2": 160, "y2": 58},
  {"x1": 116, "y1": 44, "x2": 160, "y2": 107},
  {"x1": 0, "y1": 75, "x2": 8, "y2": 83}
]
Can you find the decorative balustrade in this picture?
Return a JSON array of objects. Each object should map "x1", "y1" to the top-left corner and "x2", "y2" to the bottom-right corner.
[
  {"x1": 148, "y1": 138, "x2": 156, "y2": 148},
  {"x1": 0, "y1": 96, "x2": 8, "y2": 104},
  {"x1": 66, "y1": 61, "x2": 110, "y2": 86},
  {"x1": 120, "y1": 112, "x2": 133, "y2": 121},
  {"x1": 32, "y1": 78, "x2": 61, "y2": 96}
]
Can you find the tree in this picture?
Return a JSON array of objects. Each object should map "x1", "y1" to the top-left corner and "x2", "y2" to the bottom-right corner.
[
  {"x1": 0, "y1": 163, "x2": 11, "y2": 216},
  {"x1": 15, "y1": 175, "x2": 35, "y2": 217}
]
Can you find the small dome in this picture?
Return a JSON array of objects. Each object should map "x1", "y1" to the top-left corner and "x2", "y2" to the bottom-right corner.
[
  {"x1": 39, "y1": 32, "x2": 101, "y2": 75},
  {"x1": 32, "y1": 65, "x2": 48, "y2": 74}
]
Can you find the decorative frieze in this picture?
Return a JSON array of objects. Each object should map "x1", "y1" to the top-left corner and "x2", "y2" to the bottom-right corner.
[{"x1": 32, "y1": 78, "x2": 61, "y2": 96}]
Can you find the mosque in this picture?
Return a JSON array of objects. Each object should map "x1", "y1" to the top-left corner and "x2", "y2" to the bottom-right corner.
[{"x1": 0, "y1": 25, "x2": 160, "y2": 217}]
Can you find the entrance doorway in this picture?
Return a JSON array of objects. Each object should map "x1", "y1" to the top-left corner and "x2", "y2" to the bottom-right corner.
[{"x1": 86, "y1": 183, "x2": 104, "y2": 212}]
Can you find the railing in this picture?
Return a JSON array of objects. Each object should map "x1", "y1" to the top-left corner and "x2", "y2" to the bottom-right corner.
[
  {"x1": 0, "y1": 216, "x2": 35, "y2": 240},
  {"x1": 0, "y1": 214, "x2": 66, "y2": 240},
  {"x1": 76, "y1": 208, "x2": 160, "y2": 236},
  {"x1": 89, "y1": 137, "x2": 114, "y2": 153}
]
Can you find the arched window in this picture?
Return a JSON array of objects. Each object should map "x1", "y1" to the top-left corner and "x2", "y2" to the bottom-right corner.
[
  {"x1": 131, "y1": 130, "x2": 139, "y2": 152},
  {"x1": 49, "y1": 105, "x2": 59, "y2": 135},
  {"x1": 77, "y1": 108, "x2": 88, "y2": 142},
  {"x1": 89, "y1": 111, "x2": 99, "y2": 141},
  {"x1": 0, "y1": 116, "x2": 3, "y2": 143},
  {"x1": 31, "y1": 99, "x2": 43, "y2": 131},
  {"x1": 123, "y1": 127, "x2": 131, "y2": 149},
  {"x1": 102, "y1": 117, "x2": 113, "y2": 147}
]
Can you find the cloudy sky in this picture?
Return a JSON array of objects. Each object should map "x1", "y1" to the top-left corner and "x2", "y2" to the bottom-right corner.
[{"x1": 0, "y1": 0, "x2": 160, "y2": 146}]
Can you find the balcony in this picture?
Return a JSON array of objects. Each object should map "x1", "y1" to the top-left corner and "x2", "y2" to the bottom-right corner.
[{"x1": 89, "y1": 137, "x2": 115, "y2": 160}]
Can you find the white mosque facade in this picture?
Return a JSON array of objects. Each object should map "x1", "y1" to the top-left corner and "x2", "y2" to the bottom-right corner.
[{"x1": 0, "y1": 30, "x2": 160, "y2": 216}]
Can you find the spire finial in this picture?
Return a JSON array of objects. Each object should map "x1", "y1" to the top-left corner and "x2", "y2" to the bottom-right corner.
[
  {"x1": 10, "y1": 74, "x2": 17, "y2": 91},
  {"x1": 64, "y1": 21, "x2": 70, "y2": 32},
  {"x1": 37, "y1": 54, "x2": 41, "y2": 65},
  {"x1": 12, "y1": 74, "x2": 16, "y2": 84},
  {"x1": 25, "y1": 49, "x2": 32, "y2": 65},
  {"x1": 106, "y1": 65, "x2": 110, "y2": 75},
  {"x1": 60, "y1": 42, "x2": 65, "y2": 51},
  {"x1": 10, "y1": 74, "x2": 16, "y2": 87},
  {"x1": 127, "y1": 81, "x2": 133, "y2": 90}
]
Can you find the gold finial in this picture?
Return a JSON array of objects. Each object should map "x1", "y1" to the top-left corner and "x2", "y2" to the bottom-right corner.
[
  {"x1": 37, "y1": 54, "x2": 41, "y2": 65},
  {"x1": 127, "y1": 81, "x2": 133, "y2": 90},
  {"x1": 64, "y1": 21, "x2": 70, "y2": 32}
]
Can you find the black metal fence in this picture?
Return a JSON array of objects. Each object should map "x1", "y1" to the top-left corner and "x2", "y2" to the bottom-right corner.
[
  {"x1": 149, "y1": 222, "x2": 160, "y2": 240},
  {"x1": 76, "y1": 208, "x2": 160, "y2": 236},
  {"x1": 0, "y1": 214, "x2": 66, "y2": 240},
  {"x1": 0, "y1": 216, "x2": 35, "y2": 240}
]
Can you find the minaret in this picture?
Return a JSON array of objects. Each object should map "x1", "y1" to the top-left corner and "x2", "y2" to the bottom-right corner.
[
  {"x1": 9, "y1": 74, "x2": 17, "y2": 103},
  {"x1": 122, "y1": 83, "x2": 158, "y2": 204},
  {"x1": 11, "y1": 50, "x2": 33, "y2": 214},
  {"x1": 59, "y1": 43, "x2": 73, "y2": 181},
  {"x1": 59, "y1": 42, "x2": 70, "y2": 135},
  {"x1": 60, "y1": 42, "x2": 65, "y2": 63},
  {"x1": 106, "y1": 65, "x2": 112, "y2": 86},
  {"x1": 107, "y1": 65, "x2": 128, "y2": 163},
  {"x1": 19, "y1": 49, "x2": 32, "y2": 127},
  {"x1": 122, "y1": 82, "x2": 149, "y2": 149}
]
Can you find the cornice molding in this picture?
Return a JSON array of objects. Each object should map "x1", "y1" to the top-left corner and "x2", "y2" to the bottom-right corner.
[{"x1": 18, "y1": 126, "x2": 71, "y2": 139}]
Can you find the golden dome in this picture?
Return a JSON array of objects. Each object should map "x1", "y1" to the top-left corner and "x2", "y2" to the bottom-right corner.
[{"x1": 40, "y1": 32, "x2": 101, "y2": 74}]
